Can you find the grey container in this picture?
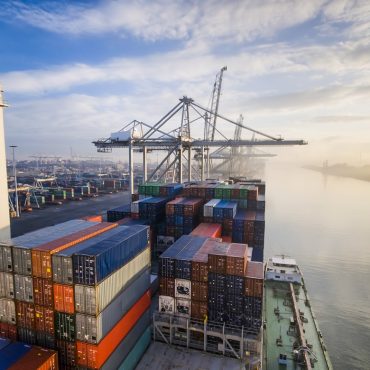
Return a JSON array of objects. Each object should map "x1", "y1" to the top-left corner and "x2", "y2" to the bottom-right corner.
[
  {"x1": 0, "y1": 243, "x2": 13, "y2": 272},
  {"x1": 0, "y1": 298, "x2": 16, "y2": 324},
  {"x1": 14, "y1": 274, "x2": 34, "y2": 302},
  {"x1": 74, "y1": 247, "x2": 150, "y2": 315},
  {"x1": 12, "y1": 220, "x2": 97, "y2": 276},
  {"x1": 0, "y1": 272, "x2": 14, "y2": 299},
  {"x1": 52, "y1": 227, "x2": 124, "y2": 285},
  {"x1": 76, "y1": 268, "x2": 150, "y2": 343},
  {"x1": 101, "y1": 309, "x2": 150, "y2": 370}
]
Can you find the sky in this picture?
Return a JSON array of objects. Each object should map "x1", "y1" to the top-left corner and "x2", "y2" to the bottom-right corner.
[{"x1": 0, "y1": 0, "x2": 370, "y2": 165}]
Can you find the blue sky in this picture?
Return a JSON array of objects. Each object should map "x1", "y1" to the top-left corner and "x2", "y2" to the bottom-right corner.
[{"x1": 1, "y1": 0, "x2": 370, "y2": 164}]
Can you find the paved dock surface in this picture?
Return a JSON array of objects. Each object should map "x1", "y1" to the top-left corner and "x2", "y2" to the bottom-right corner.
[
  {"x1": 10, "y1": 192, "x2": 130, "y2": 237},
  {"x1": 136, "y1": 341, "x2": 244, "y2": 370}
]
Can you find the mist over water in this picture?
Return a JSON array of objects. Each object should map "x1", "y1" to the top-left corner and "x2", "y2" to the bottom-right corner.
[{"x1": 263, "y1": 162, "x2": 370, "y2": 370}]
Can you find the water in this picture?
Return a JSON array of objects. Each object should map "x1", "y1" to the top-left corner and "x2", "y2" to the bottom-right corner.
[{"x1": 264, "y1": 162, "x2": 370, "y2": 370}]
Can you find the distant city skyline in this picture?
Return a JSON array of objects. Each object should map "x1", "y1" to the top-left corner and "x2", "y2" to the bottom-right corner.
[{"x1": 1, "y1": 0, "x2": 370, "y2": 164}]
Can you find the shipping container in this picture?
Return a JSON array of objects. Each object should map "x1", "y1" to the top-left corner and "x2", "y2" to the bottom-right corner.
[
  {"x1": 76, "y1": 268, "x2": 150, "y2": 344},
  {"x1": 0, "y1": 322, "x2": 17, "y2": 340},
  {"x1": 17, "y1": 327, "x2": 36, "y2": 344},
  {"x1": 73, "y1": 225, "x2": 149, "y2": 285},
  {"x1": 12, "y1": 220, "x2": 99, "y2": 276},
  {"x1": 31, "y1": 222, "x2": 117, "y2": 279},
  {"x1": 55, "y1": 312, "x2": 75, "y2": 342},
  {"x1": 174, "y1": 279, "x2": 191, "y2": 299},
  {"x1": 81, "y1": 215, "x2": 103, "y2": 222},
  {"x1": 225, "y1": 243, "x2": 248, "y2": 277},
  {"x1": 118, "y1": 327, "x2": 150, "y2": 370},
  {"x1": 175, "y1": 298, "x2": 191, "y2": 317},
  {"x1": 33, "y1": 278, "x2": 53, "y2": 308},
  {"x1": 158, "y1": 296, "x2": 175, "y2": 314},
  {"x1": 159, "y1": 277, "x2": 175, "y2": 297},
  {"x1": 0, "y1": 272, "x2": 14, "y2": 299},
  {"x1": 76, "y1": 291, "x2": 151, "y2": 369},
  {"x1": 99, "y1": 310, "x2": 150, "y2": 370},
  {"x1": 35, "y1": 331, "x2": 55, "y2": 349},
  {"x1": 53, "y1": 284, "x2": 74, "y2": 314},
  {"x1": 244, "y1": 261, "x2": 264, "y2": 298},
  {"x1": 56, "y1": 339, "x2": 76, "y2": 368},
  {"x1": 0, "y1": 342, "x2": 32, "y2": 370},
  {"x1": 75, "y1": 247, "x2": 150, "y2": 315},
  {"x1": 191, "y1": 300, "x2": 207, "y2": 320},
  {"x1": 52, "y1": 227, "x2": 124, "y2": 285},
  {"x1": 203, "y1": 199, "x2": 221, "y2": 218},
  {"x1": 0, "y1": 337, "x2": 10, "y2": 350},
  {"x1": 190, "y1": 223, "x2": 222, "y2": 238},
  {"x1": 7, "y1": 346, "x2": 58, "y2": 370},
  {"x1": 107, "y1": 204, "x2": 131, "y2": 222},
  {"x1": 34, "y1": 305, "x2": 54, "y2": 335},
  {"x1": 0, "y1": 243, "x2": 13, "y2": 272},
  {"x1": 0, "y1": 299, "x2": 16, "y2": 324},
  {"x1": 15, "y1": 301, "x2": 35, "y2": 329},
  {"x1": 191, "y1": 281, "x2": 208, "y2": 302},
  {"x1": 14, "y1": 274, "x2": 34, "y2": 304}
]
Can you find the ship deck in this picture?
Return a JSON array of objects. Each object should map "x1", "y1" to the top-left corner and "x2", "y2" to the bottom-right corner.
[{"x1": 263, "y1": 277, "x2": 332, "y2": 369}]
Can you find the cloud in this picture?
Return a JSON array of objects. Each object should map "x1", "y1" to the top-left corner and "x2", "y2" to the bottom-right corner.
[{"x1": 2, "y1": 0, "x2": 327, "y2": 44}]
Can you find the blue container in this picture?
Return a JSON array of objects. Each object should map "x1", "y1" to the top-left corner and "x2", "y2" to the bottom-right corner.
[
  {"x1": 251, "y1": 245, "x2": 264, "y2": 262},
  {"x1": 0, "y1": 342, "x2": 32, "y2": 370},
  {"x1": 107, "y1": 204, "x2": 131, "y2": 222},
  {"x1": 0, "y1": 338, "x2": 10, "y2": 351},
  {"x1": 118, "y1": 326, "x2": 151, "y2": 370},
  {"x1": 73, "y1": 225, "x2": 150, "y2": 285},
  {"x1": 174, "y1": 236, "x2": 208, "y2": 279}
]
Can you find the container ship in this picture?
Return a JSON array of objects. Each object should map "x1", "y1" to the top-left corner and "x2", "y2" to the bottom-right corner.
[{"x1": 0, "y1": 178, "x2": 333, "y2": 369}]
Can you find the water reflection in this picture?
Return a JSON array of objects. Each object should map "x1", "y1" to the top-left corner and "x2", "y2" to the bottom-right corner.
[{"x1": 264, "y1": 162, "x2": 370, "y2": 370}]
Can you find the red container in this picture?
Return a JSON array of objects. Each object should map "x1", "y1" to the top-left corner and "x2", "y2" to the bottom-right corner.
[
  {"x1": 0, "y1": 322, "x2": 17, "y2": 340},
  {"x1": 183, "y1": 198, "x2": 203, "y2": 217},
  {"x1": 159, "y1": 277, "x2": 175, "y2": 297},
  {"x1": 208, "y1": 242, "x2": 229, "y2": 274},
  {"x1": 8, "y1": 346, "x2": 58, "y2": 370},
  {"x1": 191, "y1": 281, "x2": 208, "y2": 302},
  {"x1": 16, "y1": 301, "x2": 35, "y2": 329},
  {"x1": 244, "y1": 261, "x2": 264, "y2": 298},
  {"x1": 33, "y1": 278, "x2": 54, "y2": 308},
  {"x1": 191, "y1": 301, "x2": 208, "y2": 320},
  {"x1": 247, "y1": 186, "x2": 258, "y2": 200},
  {"x1": 56, "y1": 339, "x2": 76, "y2": 368},
  {"x1": 190, "y1": 223, "x2": 222, "y2": 239},
  {"x1": 32, "y1": 222, "x2": 117, "y2": 279},
  {"x1": 222, "y1": 236, "x2": 232, "y2": 243},
  {"x1": 53, "y1": 284, "x2": 75, "y2": 314},
  {"x1": 225, "y1": 243, "x2": 248, "y2": 277},
  {"x1": 76, "y1": 290, "x2": 151, "y2": 369},
  {"x1": 222, "y1": 219, "x2": 233, "y2": 236},
  {"x1": 35, "y1": 305, "x2": 55, "y2": 335}
]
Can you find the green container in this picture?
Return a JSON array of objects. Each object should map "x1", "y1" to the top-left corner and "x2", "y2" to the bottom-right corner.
[
  {"x1": 119, "y1": 327, "x2": 151, "y2": 370},
  {"x1": 55, "y1": 312, "x2": 75, "y2": 342},
  {"x1": 239, "y1": 186, "x2": 248, "y2": 200},
  {"x1": 222, "y1": 187, "x2": 231, "y2": 199},
  {"x1": 215, "y1": 185, "x2": 224, "y2": 199}
]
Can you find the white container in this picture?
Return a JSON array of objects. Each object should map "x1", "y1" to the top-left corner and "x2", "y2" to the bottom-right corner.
[
  {"x1": 0, "y1": 272, "x2": 14, "y2": 299},
  {"x1": 14, "y1": 274, "x2": 33, "y2": 302},
  {"x1": 175, "y1": 279, "x2": 191, "y2": 299},
  {"x1": 75, "y1": 247, "x2": 150, "y2": 315},
  {"x1": 175, "y1": 298, "x2": 191, "y2": 317},
  {"x1": 158, "y1": 296, "x2": 175, "y2": 314},
  {"x1": 204, "y1": 199, "x2": 221, "y2": 217},
  {"x1": 0, "y1": 298, "x2": 16, "y2": 324}
]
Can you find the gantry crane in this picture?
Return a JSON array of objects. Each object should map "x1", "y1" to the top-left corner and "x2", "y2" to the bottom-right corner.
[{"x1": 93, "y1": 93, "x2": 307, "y2": 199}]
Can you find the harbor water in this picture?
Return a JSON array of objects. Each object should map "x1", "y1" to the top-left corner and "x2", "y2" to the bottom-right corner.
[{"x1": 264, "y1": 162, "x2": 370, "y2": 370}]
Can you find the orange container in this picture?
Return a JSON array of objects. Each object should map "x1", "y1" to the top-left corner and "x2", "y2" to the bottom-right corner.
[
  {"x1": 32, "y1": 222, "x2": 117, "y2": 278},
  {"x1": 190, "y1": 223, "x2": 222, "y2": 238},
  {"x1": 81, "y1": 215, "x2": 103, "y2": 222},
  {"x1": 53, "y1": 283, "x2": 75, "y2": 314},
  {"x1": 76, "y1": 290, "x2": 151, "y2": 369},
  {"x1": 8, "y1": 346, "x2": 58, "y2": 370}
]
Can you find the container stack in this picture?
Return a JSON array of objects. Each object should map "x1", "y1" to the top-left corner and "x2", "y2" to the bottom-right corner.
[
  {"x1": 158, "y1": 236, "x2": 263, "y2": 332},
  {"x1": 0, "y1": 338, "x2": 58, "y2": 369},
  {"x1": 0, "y1": 219, "x2": 153, "y2": 369}
]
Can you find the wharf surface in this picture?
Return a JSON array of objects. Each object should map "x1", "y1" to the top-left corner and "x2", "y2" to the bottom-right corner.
[{"x1": 10, "y1": 192, "x2": 130, "y2": 237}]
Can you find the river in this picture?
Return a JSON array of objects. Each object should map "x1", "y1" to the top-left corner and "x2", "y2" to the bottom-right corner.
[{"x1": 264, "y1": 162, "x2": 370, "y2": 370}]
